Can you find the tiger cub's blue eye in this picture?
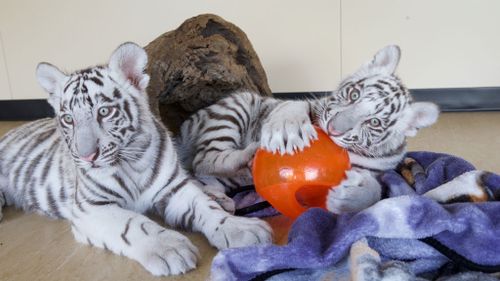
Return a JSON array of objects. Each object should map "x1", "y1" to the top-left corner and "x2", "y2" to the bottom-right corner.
[
  {"x1": 370, "y1": 118, "x2": 381, "y2": 127},
  {"x1": 62, "y1": 114, "x2": 73, "y2": 125},
  {"x1": 98, "y1": 107, "x2": 112, "y2": 117},
  {"x1": 349, "y1": 89, "x2": 360, "y2": 101}
]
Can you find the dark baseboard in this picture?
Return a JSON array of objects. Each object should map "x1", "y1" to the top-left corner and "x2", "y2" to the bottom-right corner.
[
  {"x1": 0, "y1": 99, "x2": 55, "y2": 120},
  {"x1": 1, "y1": 87, "x2": 499, "y2": 120},
  {"x1": 411, "y1": 87, "x2": 500, "y2": 112}
]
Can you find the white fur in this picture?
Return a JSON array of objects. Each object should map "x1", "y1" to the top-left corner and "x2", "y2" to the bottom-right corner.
[
  {"x1": 327, "y1": 169, "x2": 382, "y2": 214},
  {"x1": 109, "y1": 42, "x2": 150, "y2": 91},
  {"x1": 178, "y1": 92, "x2": 284, "y2": 193},
  {"x1": 260, "y1": 100, "x2": 318, "y2": 155},
  {"x1": 180, "y1": 45, "x2": 438, "y2": 217},
  {"x1": 369, "y1": 45, "x2": 401, "y2": 75},
  {"x1": 404, "y1": 102, "x2": 440, "y2": 137},
  {"x1": 260, "y1": 45, "x2": 439, "y2": 214},
  {"x1": 0, "y1": 43, "x2": 272, "y2": 277},
  {"x1": 35, "y1": 63, "x2": 68, "y2": 107},
  {"x1": 423, "y1": 171, "x2": 487, "y2": 202}
]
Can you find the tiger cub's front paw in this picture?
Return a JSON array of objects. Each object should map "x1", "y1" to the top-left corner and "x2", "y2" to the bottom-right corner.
[
  {"x1": 261, "y1": 102, "x2": 317, "y2": 155},
  {"x1": 136, "y1": 229, "x2": 199, "y2": 276},
  {"x1": 327, "y1": 170, "x2": 381, "y2": 214},
  {"x1": 209, "y1": 216, "x2": 272, "y2": 249}
]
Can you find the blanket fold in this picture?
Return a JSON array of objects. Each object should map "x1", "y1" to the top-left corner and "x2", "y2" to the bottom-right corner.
[{"x1": 211, "y1": 152, "x2": 500, "y2": 281}]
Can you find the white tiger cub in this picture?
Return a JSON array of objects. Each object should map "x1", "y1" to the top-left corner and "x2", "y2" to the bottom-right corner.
[
  {"x1": 178, "y1": 91, "x2": 316, "y2": 200},
  {"x1": 180, "y1": 45, "x2": 439, "y2": 215},
  {"x1": 262, "y1": 45, "x2": 440, "y2": 213},
  {"x1": 0, "y1": 42, "x2": 271, "y2": 276}
]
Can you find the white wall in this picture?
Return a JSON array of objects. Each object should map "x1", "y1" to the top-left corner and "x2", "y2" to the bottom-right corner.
[
  {"x1": 0, "y1": 0, "x2": 499, "y2": 100},
  {"x1": 341, "y1": 0, "x2": 500, "y2": 89},
  {"x1": 0, "y1": 33, "x2": 11, "y2": 99},
  {"x1": 0, "y1": 0, "x2": 340, "y2": 100}
]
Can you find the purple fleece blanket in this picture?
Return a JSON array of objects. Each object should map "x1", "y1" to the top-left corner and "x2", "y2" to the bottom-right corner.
[{"x1": 211, "y1": 152, "x2": 500, "y2": 280}]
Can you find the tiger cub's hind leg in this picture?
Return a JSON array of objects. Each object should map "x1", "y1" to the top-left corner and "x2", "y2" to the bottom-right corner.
[{"x1": 194, "y1": 142, "x2": 259, "y2": 179}]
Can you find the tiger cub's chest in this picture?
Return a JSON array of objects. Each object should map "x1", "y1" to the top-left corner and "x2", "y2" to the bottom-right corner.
[{"x1": 115, "y1": 164, "x2": 161, "y2": 211}]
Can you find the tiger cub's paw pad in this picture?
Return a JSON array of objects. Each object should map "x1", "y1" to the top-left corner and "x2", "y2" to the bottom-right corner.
[{"x1": 210, "y1": 216, "x2": 272, "y2": 249}]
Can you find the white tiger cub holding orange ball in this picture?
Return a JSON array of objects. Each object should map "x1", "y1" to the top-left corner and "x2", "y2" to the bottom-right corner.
[
  {"x1": 262, "y1": 45, "x2": 439, "y2": 213},
  {"x1": 180, "y1": 45, "x2": 439, "y2": 214}
]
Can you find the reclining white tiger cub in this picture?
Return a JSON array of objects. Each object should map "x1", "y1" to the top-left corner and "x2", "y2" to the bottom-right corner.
[
  {"x1": 179, "y1": 45, "x2": 439, "y2": 214},
  {"x1": 0, "y1": 42, "x2": 271, "y2": 276}
]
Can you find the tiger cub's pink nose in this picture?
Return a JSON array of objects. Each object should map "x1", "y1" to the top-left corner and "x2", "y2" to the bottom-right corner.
[
  {"x1": 80, "y1": 149, "x2": 99, "y2": 162},
  {"x1": 327, "y1": 119, "x2": 342, "y2": 136}
]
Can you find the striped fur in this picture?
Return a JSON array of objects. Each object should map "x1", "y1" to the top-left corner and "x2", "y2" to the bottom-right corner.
[
  {"x1": 179, "y1": 46, "x2": 439, "y2": 214},
  {"x1": 178, "y1": 92, "x2": 314, "y2": 193},
  {"x1": 0, "y1": 42, "x2": 272, "y2": 276},
  {"x1": 263, "y1": 45, "x2": 440, "y2": 213}
]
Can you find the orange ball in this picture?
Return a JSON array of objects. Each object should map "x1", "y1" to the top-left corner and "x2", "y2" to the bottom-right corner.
[{"x1": 253, "y1": 127, "x2": 350, "y2": 219}]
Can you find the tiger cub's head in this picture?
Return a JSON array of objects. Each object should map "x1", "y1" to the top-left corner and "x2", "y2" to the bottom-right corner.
[
  {"x1": 317, "y1": 45, "x2": 439, "y2": 166},
  {"x1": 36, "y1": 42, "x2": 152, "y2": 169}
]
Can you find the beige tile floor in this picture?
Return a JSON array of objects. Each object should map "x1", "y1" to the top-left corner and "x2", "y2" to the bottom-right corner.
[{"x1": 0, "y1": 112, "x2": 499, "y2": 281}]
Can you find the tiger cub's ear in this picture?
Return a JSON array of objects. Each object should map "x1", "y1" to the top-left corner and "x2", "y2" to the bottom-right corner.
[
  {"x1": 36, "y1": 63, "x2": 68, "y2": 108},
  {"x1": 109, "y1": 42, "x2": 150, "y2": 92},
  {"x1": 404, "y1": 102, "x2": 440, "y2": 137},
  {"x1": 368, "y1": 45, "x2": 401, "y2": 75}
]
